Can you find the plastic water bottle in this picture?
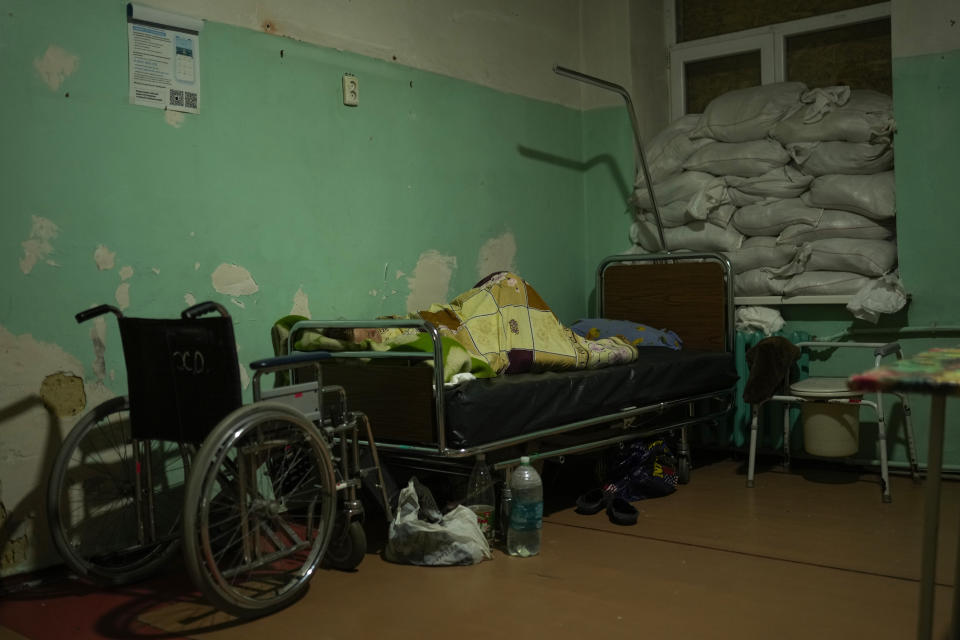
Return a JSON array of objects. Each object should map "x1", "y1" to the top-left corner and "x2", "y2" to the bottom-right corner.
[
  {"x1": 507, "y1": 456, "x2": 542, "y2": 557},
  {"x1": 465, "y1": 453, "x2": 496, "y2": 543}
]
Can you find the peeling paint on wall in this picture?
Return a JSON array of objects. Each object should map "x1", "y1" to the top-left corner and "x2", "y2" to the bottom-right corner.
[
  {"x1": 115, "y1": 282, "x2": 130, "y2": 310},
  {"x1": 39, "y1": 372, "x2": 85, "y2": 417},
  {"x1": 406, "y1": 250, "x2": 457, "y2": 313},
  {"x1": 477, "y1": 231, "x2": 518, "y2": 279},
  {"x1": 194, "y1": 262, "x2": 200, "y2": 271},
  {"x1": 1, "y1": 323, "x2": 114, "y2": 577},
  {"x1": 0, "y1": 501, "x2": 30, "y2": 571},
  {"x1": 19, "y1": 216, "x2": 59, "y2": 275},
  {"x1": 212, "y1": 263, "x2": 258, "y2": 296},
  {"x1": 94, "y1": 244, "x2": 115, "y2": 270},
  {"x1": 184, "y1": 293, "x2": 197, "y2": 306},
  {"x1": 151, "y1": 267, "x2": 160, "y2": 275},
  {"x1": 164, "y1": 109, "x2": 185, "y2": 128},
  {"x1": 33, "y1": 44, "x2": 78, "y2": 91},
  {"x1": 231, "y1": 298, "x2": 245, "y2": 309},
  {"x1": 90, "y1": 316, "x2": 106, "y2": 383},
  {"x1": 119, "y1": 265, "x2": 134, "y2": 280},
  {"x1": 291, "y1": 286, "x2": 311, "y2": 318}
]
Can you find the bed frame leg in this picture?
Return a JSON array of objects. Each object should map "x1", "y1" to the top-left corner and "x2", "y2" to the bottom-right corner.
[{"x1": 747, "y1": 406, "x2": 759, "y2": 488}]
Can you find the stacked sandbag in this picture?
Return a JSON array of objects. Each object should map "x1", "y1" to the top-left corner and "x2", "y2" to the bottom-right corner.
[{"x1": 629, "y1": 82, "x2": 900, "y2": 309}]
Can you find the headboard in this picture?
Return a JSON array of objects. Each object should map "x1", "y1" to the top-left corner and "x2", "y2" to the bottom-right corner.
[{"x1": 597, "y1": 253, "x2": 733, "y2": 352}]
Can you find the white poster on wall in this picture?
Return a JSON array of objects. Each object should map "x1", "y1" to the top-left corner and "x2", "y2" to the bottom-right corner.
[{"x1": 127, "y1": 3, "x2": 203, "y2": 113}]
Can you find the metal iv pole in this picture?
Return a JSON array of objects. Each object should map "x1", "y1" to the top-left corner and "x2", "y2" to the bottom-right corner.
[{"x1": 553, "y1": 65, "x2": 668, "y2": 252}]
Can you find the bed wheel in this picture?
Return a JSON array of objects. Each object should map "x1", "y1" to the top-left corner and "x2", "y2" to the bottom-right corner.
[
  {"x1": 323, "y1": 520, "x2": 367, "y2": 571},
  {"x1": 678, "y1": 456, "x2": 691, "y2": 485}
]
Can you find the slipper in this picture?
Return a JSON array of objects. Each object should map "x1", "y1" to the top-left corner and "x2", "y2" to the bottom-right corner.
[
  {"x1": 574, "y1": 488, "x2": 606, "y2": 515},
  {"x1": 606, "y1": 496, "x2": 639, "y2": 526}
]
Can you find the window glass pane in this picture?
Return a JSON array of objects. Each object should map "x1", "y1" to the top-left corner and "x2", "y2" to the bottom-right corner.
[
  {"x1": 684, "y1": 50, "x2": 762, "y2": 114},
  {"x1": 786, "y1": 18, "x2": 891, "y2": 94},
  {"x1": 677, "y1": 0, "x2": 881, "y2": 42}
]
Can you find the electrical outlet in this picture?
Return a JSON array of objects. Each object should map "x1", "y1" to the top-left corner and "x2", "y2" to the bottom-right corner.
[{"x1": 342, "y1": 73, "x2": 358, "y2": 107}]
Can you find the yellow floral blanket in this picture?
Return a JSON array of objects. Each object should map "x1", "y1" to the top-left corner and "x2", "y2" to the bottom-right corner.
[{"x1": 409, "y1": 272, "x2": 638, "y2": 375}]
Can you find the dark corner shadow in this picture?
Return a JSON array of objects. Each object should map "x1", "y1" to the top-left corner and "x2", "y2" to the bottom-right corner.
[
  {"x1": 0, "y1": 395, "x2": 61, "y2": 556},
  {"x1": 517, "y1": 145, "x2": 632, "y2": 203}
]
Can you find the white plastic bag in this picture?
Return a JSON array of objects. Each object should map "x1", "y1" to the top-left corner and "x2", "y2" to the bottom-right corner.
[
  {"x1": 846, "y1": 272, "x2": 909, "y2": 323},
  {"x1": 384, "y1": 479, "x2": 491, "y2": 566}
]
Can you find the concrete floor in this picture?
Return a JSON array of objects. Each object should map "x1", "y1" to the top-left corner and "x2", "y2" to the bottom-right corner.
[{"x1": 1, "y1": 457, "x2": 957, "y2": 639}]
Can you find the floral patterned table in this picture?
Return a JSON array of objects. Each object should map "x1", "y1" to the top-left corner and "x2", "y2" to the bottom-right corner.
[{"x1": 849, "y1": 347, "x2": 960, "y2": 639}]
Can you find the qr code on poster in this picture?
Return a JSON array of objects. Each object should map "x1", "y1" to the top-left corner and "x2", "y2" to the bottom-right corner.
[
  {"x1": 169, "y1": 89, "x2": 184, "y2": 107},
  {"x1": 184, "y1": 92, "x2": 197, "y2": 109}
]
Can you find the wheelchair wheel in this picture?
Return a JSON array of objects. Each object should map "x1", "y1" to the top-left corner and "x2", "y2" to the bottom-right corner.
[
  {"x1": 46, "y1": 396, "x2": 188, "y2": 585},
  {"x1": 322, "y1": 520, "x2": 366, "y2": 571},
  {"x1": 183, "y1": 403, "x2": 337, "y2": 618}
]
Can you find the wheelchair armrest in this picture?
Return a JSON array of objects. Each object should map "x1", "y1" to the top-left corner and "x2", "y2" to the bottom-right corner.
[
  {"x1": 250, "y1": 351, "x2": 332, "y2": 370},
  {"x1": 874, "y1": 342, "x2": 901, "y2": 358}
]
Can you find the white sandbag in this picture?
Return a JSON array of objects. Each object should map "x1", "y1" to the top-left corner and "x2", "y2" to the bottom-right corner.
[
  {"x1": 729, "y1": 191, "x2": 773, "y2": 208},
  {"x1": 777, "y1": 210, "x2": 893, "y2": 244},
  {"x1": 732, "y1": 198, "x2": 824, "y2": 236},
  {"x1": 844, "y1": 89, "x2": 893, "y2": 113},
  {"x1": 795, "y1": 85, "x2": 851, "y2": 122},
  {"x1": 690, "y1": 82, "x2": 807, "y2": 142},
  {"x1": 683, "y1": 140, "x2": 791, "y2": 177},
  {"x1": 788, "y1": 141, "x2": 894, "y2": 176},
  {"x1": 804, "y1": 238, "x2": 898, "y2": 276},
  {"x1": 783, "y1": 271, "x2": 872, "y2": 297},
  {"x1": 686, "y1": 177, "x2": 730, "y2": 220},
  {"x1": 771, "y1": 108, "x2": 894, "y2": 144},
  {"x1": 636, "y1": 114, "x2": 713, "y2": 186},
  {"x1": 735, "y1": 268, "x2": 788, "y2": 296},
  {"x1": 639, "y1": 201, "x2": 701, "y2": 228},
  {"x1": 631, "y1": 218, "x2": 744, "y2": 252},
  {"x1": 724, "y1": 236, "x2": 799, "y2": 274},
  {"x1": 802, "y1": 172, "x2": 895, "y2": 220},
  {"x1": 726, "y1": 166, "x2": 813, "y2": 201},
  {"x1": 633, "y1": 170, "x2": 716, "y2": 209},
  {"x1": 707, "y1": 203, "x2": 737, "y2": 228}
]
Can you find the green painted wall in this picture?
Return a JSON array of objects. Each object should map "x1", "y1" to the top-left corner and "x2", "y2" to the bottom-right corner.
[
  {"x1": 581, "y1": 106, "x2": 635, "y2": 309},
  {"x1": 0, "y1": 0, "x2": 593, "y2": 394}
]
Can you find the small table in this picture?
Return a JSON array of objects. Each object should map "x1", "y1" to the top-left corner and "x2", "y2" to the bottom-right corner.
[{"x1": 849, "y1": 347, "x2": 960, "y2": 640}]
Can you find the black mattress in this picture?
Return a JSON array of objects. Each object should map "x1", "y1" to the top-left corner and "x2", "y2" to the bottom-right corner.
[{"x1": 444, "y1": 348, "x2": 738, "y2": 449}]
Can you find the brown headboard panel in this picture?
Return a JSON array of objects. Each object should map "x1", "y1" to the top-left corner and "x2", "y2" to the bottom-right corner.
[{"x1": 598, "y1": 254, "x2": 733, "y2": 352}]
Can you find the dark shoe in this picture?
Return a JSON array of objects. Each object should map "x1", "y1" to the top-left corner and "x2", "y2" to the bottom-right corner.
[
  {"x1": 574, "y1": 488, "x2": 606, "y2": 515},
  {"x1": 606, "y1": 496, "x2": 638, "y2": 526}
]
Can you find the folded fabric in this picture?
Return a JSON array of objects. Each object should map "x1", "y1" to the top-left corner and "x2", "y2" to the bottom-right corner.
[{"x1": 569, "y1": 318, "x2": 682, "y2": 351}]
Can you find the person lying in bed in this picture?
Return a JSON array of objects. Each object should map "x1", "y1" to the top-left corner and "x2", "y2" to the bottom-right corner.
[{"x1": 278, "y1": 271, "x2": 681, "y2": 380}]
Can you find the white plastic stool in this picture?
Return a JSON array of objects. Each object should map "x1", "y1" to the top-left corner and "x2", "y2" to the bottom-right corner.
[{"x1": 746, "y1": 341, "x2": 921, "y2": 503}]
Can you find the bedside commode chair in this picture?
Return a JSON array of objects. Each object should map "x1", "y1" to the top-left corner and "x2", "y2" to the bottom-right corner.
[{"x1": 745, "y1": 340, "x2": 920, "y2": 503}]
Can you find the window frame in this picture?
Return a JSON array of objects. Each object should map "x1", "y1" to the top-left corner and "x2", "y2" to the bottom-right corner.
[{"x1": 664, "y1": 1, "x2": 891, "y2": 119}]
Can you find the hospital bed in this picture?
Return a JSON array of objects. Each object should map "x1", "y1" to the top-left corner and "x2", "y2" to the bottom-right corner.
[{"x1": 279, "y1": 252, "x2": 738, "y2": 483}]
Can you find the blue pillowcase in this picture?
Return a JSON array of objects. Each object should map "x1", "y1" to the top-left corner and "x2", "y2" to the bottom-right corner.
[{"x1": 570, "y1": 318, "x2": 682, "y2": 351}]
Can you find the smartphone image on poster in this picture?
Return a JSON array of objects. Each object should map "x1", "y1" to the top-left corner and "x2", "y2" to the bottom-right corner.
[{"x1": 175, "y1": 35, "x2": 195, "y2": 84}]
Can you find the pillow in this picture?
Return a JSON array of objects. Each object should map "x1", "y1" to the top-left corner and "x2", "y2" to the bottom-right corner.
[{"x1": 570, "y1": 319, "x2": 682, "y2": 351}]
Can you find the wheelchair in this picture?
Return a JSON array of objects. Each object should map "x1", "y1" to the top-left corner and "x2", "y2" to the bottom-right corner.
[{"x1": 46, "y1": 301, "x2": 392, "y2": 618}]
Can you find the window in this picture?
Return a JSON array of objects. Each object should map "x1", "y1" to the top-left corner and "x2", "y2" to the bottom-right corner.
[{"x1": 666, "y1": 2, "x2": 891, "y2": 118}]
